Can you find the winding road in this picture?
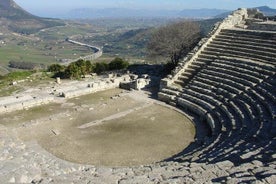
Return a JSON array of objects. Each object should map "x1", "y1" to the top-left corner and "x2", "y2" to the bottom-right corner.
[{"x1": 62, "y1": 39, "x2": 103, "y2": 65}]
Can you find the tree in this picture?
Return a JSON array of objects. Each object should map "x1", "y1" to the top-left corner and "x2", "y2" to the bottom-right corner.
[
  {"x1": 64, "y1": 62, "x2": 81, "y2": 79},
  {"x1": 75, "y1": 59, "x2": 87, "y2": 76},
  {"x1": 108, "y1": 57, "x2": 129, "y2": 70},
  {"x1": 94, "y1": 62, "x2": 109, "y2": 74},
  {"x1": 147, "y1": 20, "x2": 201, "y2": 65},
  {"x1": 48, "y1": 64, "x2": 64, "y2": 73},
  {"x1": 85, "y1": 60, "x2": 93, "y2": 74}
]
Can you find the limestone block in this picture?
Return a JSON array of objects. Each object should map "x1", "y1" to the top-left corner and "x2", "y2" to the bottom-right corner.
[
  {"x1": 56, "y1": 77, "x2": 61, "y2": 84},
  {"x1": 0, "y1": 106, "x2": 6, "y2": 113}
]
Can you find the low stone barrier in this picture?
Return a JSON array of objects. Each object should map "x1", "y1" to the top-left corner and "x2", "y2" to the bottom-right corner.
[
  {"x1": 60, "y1": 75, "x2": 131, "y2": 99},
  {"x1": 0, "y1": 96, "x2": 55, "y2": 114}
]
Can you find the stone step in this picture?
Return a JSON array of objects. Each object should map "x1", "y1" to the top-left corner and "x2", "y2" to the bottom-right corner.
[
  {"x1": 206, "y1": 43, "x2": 276, "y2": 59},
  {"x1": 202, "y1": 48, "x2": 276, "y2": 65},
  {"x1": 211, "y1": 39, "x2": 276, "y2": 53},
  {"x1": 214, "y1": 36, "x2": 276, "y2": 50}
]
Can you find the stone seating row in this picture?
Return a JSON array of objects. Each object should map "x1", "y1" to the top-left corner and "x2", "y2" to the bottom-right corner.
[
  {"x1": 189, "y1": 78, "x2": 260, "y2": 130},
  {"x1": 216, "y1": 35, "x2": 276, "y2": 49},
  {"x1": 174, "y1": 89, "x2": 244, "y2": 159},
  {"x1": 219, "y1": 29, "x2": 276, "y2": 44},
  {"x1": 215, "y1": 32, "x2": 276, "y2": 46},
  {"x1": 195, "y1": 117, "x2": 270, "y2": 163},
  {"x1": 214, "y1": 58, "x2": 275, "y2": 75},
  {"x1": 205, "y1": 120, "x2": 275, "y2": 163},
  {"x1": 207, "y1": 65, "x2": 262, "y2": 84},
  {"x1": 201, "y1": 48, "x2": 275, "y2": 65},
  {"x1": 207, "y1": 42, "x2": 276, "y2": 59},
  {"x1": 183, "y1": 88, "x2": 233, "y2": 130},
  {"x1": 207, "y1": 119, "x2": 268, "y2": 160},
  {"x1": 256, "y1": 84, "x2": 276, "y2": 116},
  {"x1": 188, "y1": 79, "x2": 242, "y2": 130},
  {"x1": 159, "y1": 27, "x2": 276, "y2": 165},
  {"x1": 170, "y1": 69, "x2": 273, "y2": 155},
  {"x1": 206, "y1": 76, "x2": 270, "y2": 131},
  {"x1": 177, "y1": 97, "x2": 217, "y2": 134},
  {"x1": 213, "y1": 36, "x2": 276, "y2": 50},
  {"x1": 220, "y1": 28, "x2": 276, "y2": 38},
  {"x1": 211, "y1": 61, "x2": 269, "y2": 80},
  {"x1": 205, "y1": 43, "x2": 276, "y2": 62},
  {"x1": 160, "y1": 87, "x2": 222, "y2": 134},
  {"x1": 210, "y1": 39, "x2": 276, "y2": 54},
  {"x1": 198, "y1": 67, "x2": 273, "y2": 125}
]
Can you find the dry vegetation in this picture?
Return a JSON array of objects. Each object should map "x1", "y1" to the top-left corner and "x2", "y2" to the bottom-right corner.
[{"x1": 147, "y1": 21, "x2": 201, "y2": 64}]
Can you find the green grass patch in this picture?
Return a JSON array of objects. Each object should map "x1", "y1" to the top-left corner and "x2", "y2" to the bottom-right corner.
[
  {"x1": 0, "y1": 71, "x2": 55, "y2": 96},
  {"x1": 0, "y1": 71, "x2": 33, "y2": 96},
  {"x1": 0, "y1": 85, "x2": 20, "y2": 97},
  {"x1": 1, "y1": 71, "x2": 33, "y2": 81}
]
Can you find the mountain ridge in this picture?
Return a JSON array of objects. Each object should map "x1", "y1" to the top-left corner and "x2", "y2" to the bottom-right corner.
[
  {"x1": 256, "y1": 6, "x2": 276, "y2": 16},
  {"x1": 62, "y1": 6, "x2": 276, "y2": 19},
  {"x1": 0, "y1": 0, "x2": 36, "y2": 19},
  {"x1": 66, "y1": 8, "x2": 230, "y2": 19},
  {"x1": 0, "y1": 0, "x2": 64, "y2": 34},
  {"x1": 215, "y1": 6, "x2": 276, "y2": 18}
]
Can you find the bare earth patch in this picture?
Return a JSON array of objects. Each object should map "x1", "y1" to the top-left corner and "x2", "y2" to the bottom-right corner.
[{"x1": 0, "y1": 89, "x2": 195, "y2": 166}]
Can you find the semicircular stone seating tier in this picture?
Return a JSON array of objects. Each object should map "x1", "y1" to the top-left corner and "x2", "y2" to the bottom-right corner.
[{"x1": 158, "y1": 14, "x2": 276, "y2": 180}]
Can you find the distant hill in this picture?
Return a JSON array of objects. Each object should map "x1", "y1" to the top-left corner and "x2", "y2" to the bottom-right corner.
[
  {"x1": 215, "y1": 6, "x2": 276, "y2": 18},
  {"x1": 79, "y1": 18, "x2": 221, "y2": 58},
  {"x1": 68, "y1": 8, "x2": 178, "y2": 19},
  {"x1": 256, "y1": 6, "x2": 276, "y2": 16},
  {"x1": 66, "y1": 8, "x2": 229, "y2": 19},
  {"x1": 0, "y1": 0, "x2": 36, "y2": 19},
  {"x1": 0, "y1": 0, "x2": 64, "y2": 34},
  {"x1": 179, "y1": 9, "x2": 229, "y2": 18}
]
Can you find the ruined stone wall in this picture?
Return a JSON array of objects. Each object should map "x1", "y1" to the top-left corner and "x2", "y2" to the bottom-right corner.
[
  {"x1": 247, "y1": 21, "x2": 276, "y2": 31},
  {"x1": 0, "y1": 95, "x2": 55, "y2": 114},
  {"x1": 60, "y1": 74, "x2": 131, "y2": 99},
  {"x1": 0, "y1": 74, "x2": 133, "y2": 114},
  {"x1": 220, "y1": 8, "x2": 248, "y2": 29}
]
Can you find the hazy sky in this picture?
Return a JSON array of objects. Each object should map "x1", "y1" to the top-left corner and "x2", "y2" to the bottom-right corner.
[{"x1": 15, "y1": 0, "x2": 276, "y2": 11}]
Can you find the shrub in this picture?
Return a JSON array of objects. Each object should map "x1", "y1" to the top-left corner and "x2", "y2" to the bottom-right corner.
[
  {"x1": 94, "y1": 62, "x2": 109, "y2": 74},
  {"x1": 64, "y1": 62, "x2": 81, "y2": 79},
  {"x1": 108, "y1": 57, "x2": 129, "y2": 70},
  {"x1": 48, "y1": 64, "x2": 64, "y2": 73}
]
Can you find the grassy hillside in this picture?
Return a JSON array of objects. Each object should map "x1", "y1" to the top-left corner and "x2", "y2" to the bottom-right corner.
[
  {"x1": 0, "y1": 0, "x2": 34, "y2": 19},
  {"x1": 0, "y1": 0, "x2": 220, "y2": 75},
  {"x1": 79, "y1": 18, "x2": 220, "y2": 58}
]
